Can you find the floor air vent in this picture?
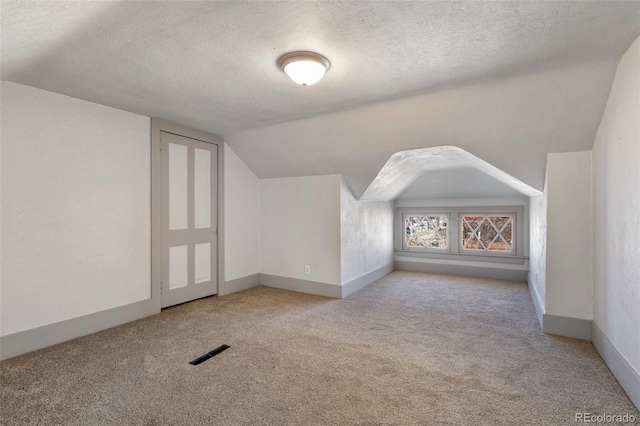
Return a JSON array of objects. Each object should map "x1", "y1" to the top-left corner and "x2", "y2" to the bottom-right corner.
[{"x1": 189, "y1": 344, "x2": 230, "y2": 365}]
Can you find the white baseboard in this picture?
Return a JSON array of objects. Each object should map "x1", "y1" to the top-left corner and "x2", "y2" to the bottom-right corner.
[
  {"x1": 0, "y1": 298, "x2": 159, "y2": 361},
  {"x1": 3, "y1": 272, "x2": 639, "y2": 414},
  {"x1": 259, "y1": 273, "x2": 342, "y2": 298},
  {"x1": 542, "y1": 314, "x2": 592, "y2": 341},
  {"x1": 591, "y1": 321, "x2": 640, "y2": 410},
  {"x1": 0, "y1": 265, "x2": 386, "y2": 360},
  {"x1": 342, "y1": 262, "x2": 394, "y2": 298},
  {"x1": 525, "y1": 275, "x2": 638, "y2": 409},
  {"x1": 220, "y1": 273, "x2": 260, "y2": 296},
  {"x1": 260, "y1": 262, "x2": 393, "y2": 299},
  {"x1": 526, "y1": 274, "x2": 591, "y2": 342}
]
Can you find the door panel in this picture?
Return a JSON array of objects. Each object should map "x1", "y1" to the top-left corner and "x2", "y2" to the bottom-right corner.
[
  {"x1": 194, "y1": 242, "x2": 211, "y2": 284},
  {"x1": 194, "y1": 148, "x2": 211, "y2": 229},
  {"x1": 168, "y1": 143, "x2": 188, "y2": 230},
  {"x1": 169, "y1": 245, "x2": 188, "y2": 289},
  {"x1": 161, "y1": 131, "x2": 218, "y2": 308}
]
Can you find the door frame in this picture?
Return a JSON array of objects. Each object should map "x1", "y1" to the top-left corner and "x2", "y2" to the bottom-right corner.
[{"x1": 151, "y1": 118, "x2": 225, "y2": 309}]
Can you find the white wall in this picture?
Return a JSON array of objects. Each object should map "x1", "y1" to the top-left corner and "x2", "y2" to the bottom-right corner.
[
  {"x1": 395, "y1": 197, "x2": 528, "y2": 210},
  {"x1": 592, "y1": 36, "x2": 640, "y2": 375},
  {"x1": 260, "y1": 174, "x2": 341, "y2": 285},
  {"x1": 224, "y1": 144, "x2": 260, "y2": 281},
  {"x1": 545, "y1": 151, "x2": 593, "y2": 319},
  {"x1": 1, "y1": 82, "x2": 151, "y2": 336},
  {"x1": 528, "y1": 182, "x2": 547, "y2": 314},
  {"x1": 340, "y1": 177, "x2": 394, "y2": 284},
  {"x1": 0, "y1": 82, "x2": 3, "y2": 337}
]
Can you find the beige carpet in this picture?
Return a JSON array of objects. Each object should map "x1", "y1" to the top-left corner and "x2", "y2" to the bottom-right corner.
[{"x1": 1, "y1": 271, "x2": 637, "y2": 425}]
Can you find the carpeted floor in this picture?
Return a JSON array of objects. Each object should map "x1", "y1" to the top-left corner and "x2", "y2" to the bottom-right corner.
[{"x1": 1, "y1": 271, "x2": 637, "y2": 425}]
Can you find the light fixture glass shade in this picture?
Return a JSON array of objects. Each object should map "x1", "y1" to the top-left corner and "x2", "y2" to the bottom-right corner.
[
  {"x1": 278, "y1": 52, "x2": 330, "y2": 86},
  {"x1": 283, "y1": 60, "x2": 327, "y2": 86}
]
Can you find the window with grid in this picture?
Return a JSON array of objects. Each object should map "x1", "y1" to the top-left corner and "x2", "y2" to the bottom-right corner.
[
  {"x1": 402, "y1": 214, "x2": 449, "y2": 251},
  {"x1": 460, "y1": 214, "x2": 514, "y2": 254}
]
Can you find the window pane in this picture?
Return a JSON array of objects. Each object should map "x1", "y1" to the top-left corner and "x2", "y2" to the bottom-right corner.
[
  {"x1": 462, "y1": 215, "x2": 513, "y2": 252},
  {"x1": 488, "y1": 216, "x2": 512, "y2": 251},
  {"x1": 462, "y1": 216, "x2": 482, "y2": 249},
  {"x1": 404, "y1": 215, "x2": 448, "y2": 249}
]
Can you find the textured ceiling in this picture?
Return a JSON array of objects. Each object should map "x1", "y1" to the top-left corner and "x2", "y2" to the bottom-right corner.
[
  {"x1": 359, "y1": 147, "x2": 539, "y2": 202},
  {"x1": 227, "y1": 60, "x2": 619, "y2": 197},
  {"x1": 2, "y1": 1, "x2": 638, "y2": 135},
  {"x1": 2, "y1": 1, "x2": 639, "y2": 198}
]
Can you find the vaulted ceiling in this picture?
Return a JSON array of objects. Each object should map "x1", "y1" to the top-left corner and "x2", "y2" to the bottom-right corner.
[
  {"x1": 396, "y1": 168, "x2": 525, "y2": 201},
  {"x1": 359, "y1": 146, "x2": 540, "y2": 201},
  {"x1": 2, "y1": 1, "x2": 639, "y2": 198}
]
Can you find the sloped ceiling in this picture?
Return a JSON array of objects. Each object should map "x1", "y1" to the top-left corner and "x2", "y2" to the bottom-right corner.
[
  {"x1": 359, "y1": 146, "x2": 539, "y2": 202},
  {"x1": 2, "y1": 1, "x2": 639, "y2": 197},
  {"x1": 226, "y1": 60, "x2": 618, "y2": 197},
  {"x1": 396, "y1": 168, "x2": 525, "y2": 201}
]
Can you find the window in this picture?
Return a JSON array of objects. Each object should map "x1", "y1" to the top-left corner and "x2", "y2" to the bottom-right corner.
[
  {"x1": 403, "y1": 214, "x2": 449, "y2": 251},
  {"x1": 396, "y1": 206, "x2": 524, "y2": 261},
  {"x1": 460, "y1": 214, "x2": 514, "y2": 254}
]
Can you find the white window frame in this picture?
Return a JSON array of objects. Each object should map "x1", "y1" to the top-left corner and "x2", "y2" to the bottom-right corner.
[
  {"x1": 458, "y1": 212, "x2": 516, "y2": 256},
  {"x1": 401, "y1": 212, "x2": 451, "y2": 253},
  {"x1": 395, "y1": 205, "x2": 526, "y2": 264}
]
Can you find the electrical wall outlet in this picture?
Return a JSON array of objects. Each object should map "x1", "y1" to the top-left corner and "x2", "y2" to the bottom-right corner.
[{"x1": 304, "y1": 265, "x2": 311, "y2": 275}]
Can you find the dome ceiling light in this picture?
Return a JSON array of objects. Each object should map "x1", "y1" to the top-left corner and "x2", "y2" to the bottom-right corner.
[{"x1": 277, "y1": 51, "x2": 331, "y2": 86}]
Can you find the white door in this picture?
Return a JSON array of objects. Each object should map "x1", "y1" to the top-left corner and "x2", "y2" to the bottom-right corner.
[{"x1": 161, "y1": 131, "x2": 218, "y2": 308}]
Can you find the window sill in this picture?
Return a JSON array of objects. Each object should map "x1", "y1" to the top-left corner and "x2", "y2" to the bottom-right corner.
[{"x1": 395, "y1": 250, "x2": 529, "y2": 266}]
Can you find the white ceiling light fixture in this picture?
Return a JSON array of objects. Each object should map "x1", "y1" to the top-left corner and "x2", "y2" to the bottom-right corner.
[{"x1": 277, "y1": 51, "x2": 330, "y2": 86}]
